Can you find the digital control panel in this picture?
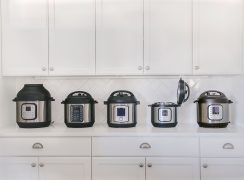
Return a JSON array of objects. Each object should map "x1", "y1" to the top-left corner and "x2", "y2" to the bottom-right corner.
[
  {"x1": 114, "y1": 106, "x2": 129, "y2": 123},
  {"x1": 21, "y1": 103, "x2": 37, "y2": 120},
  {"x1": 158, "y1": 108, "x2": 172, "y2": 122},
  {"x1": 208, "y1": 105, "x2": 223, "y2": 121},
  {"x1": 70, "y1": 105, "x2": 84, "y2": 122}
]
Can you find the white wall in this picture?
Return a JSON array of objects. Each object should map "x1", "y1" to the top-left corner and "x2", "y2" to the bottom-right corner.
[{"x1": 0, "y1": 75, "x2": 242, "y2": 127}]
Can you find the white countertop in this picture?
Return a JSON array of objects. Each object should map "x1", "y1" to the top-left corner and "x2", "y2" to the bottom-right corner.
[{"x1": 0, "y1": 123, "x2": 244, "y2": 137}]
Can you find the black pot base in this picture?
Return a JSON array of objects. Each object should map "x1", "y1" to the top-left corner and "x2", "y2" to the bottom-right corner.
[
  {"x1": 152, "y1": 122, "x2": 177, "y2": 128},
  {"x1": 17, "y1": 122, "x2": 51, "y2": 128},
  {"x1": 65, "y1": 122, "x2": 94, "y2": 128},
  {"x1": 108, "y1": 123, "x2": 136, "y2": 128},
  {"x1": 198, "y1": 122, "x2": 229, "y2": 128}
]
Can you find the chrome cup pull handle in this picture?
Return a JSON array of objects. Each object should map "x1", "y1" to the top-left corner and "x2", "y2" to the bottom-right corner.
[
  {"x1": 223, "y1": 143, "x2": 234, "y2": 150},
  {"x1": 140, "y1": 143, "x2": 151, "y2": 149},
  {"x1": 32, "y1": 143, "x2": 44, "y2": 150}
]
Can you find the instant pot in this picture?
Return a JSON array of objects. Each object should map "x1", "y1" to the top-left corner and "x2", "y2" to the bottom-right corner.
[
  {"x1": 149, "y1": 78, "x2": 190, "y2": 128},
  {"x1": 104, "y1": 90, "x2": 140, "y2": 128},
  {"x1": 13, "y1": 84, "x2": 55, "y2": 128},
  {"x1": 62, "y1": 91, "x2": 98, "y2": 128},
  {"x1": 194, "y1": 90, "x2": 233, "y2": 128}
]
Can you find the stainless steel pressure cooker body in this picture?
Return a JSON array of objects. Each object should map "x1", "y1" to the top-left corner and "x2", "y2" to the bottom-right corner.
[
  {"x1": 104, "y1": 90, "x2": 140, "y2": 128},
  {"x1": 62, "y1": 91, "x2": 98, "y2": 128},
  {"x1": 149, "y1": 102, "x2": 178, "y2": 128},
  {"x1": 194, "y1": 90, "x2": 233, "y2": 128},
  {"x1": 13, "y1": 84, "x2": 55, "y2": 128},
  {"x1": 149, "y1": 78, "x2": 190, "y2": 128}
]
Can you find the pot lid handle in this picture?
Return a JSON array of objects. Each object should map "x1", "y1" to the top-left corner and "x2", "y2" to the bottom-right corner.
[
  {"x1": 205, "y1": 90, "x2": 223, "y2": 96},
  {"x1": 110, "y1": 90, "x2": 135, "y2": 97},
  {"x1": 183, "y1": 82, "x2": 190, "y2": 103},
  {"x1": 68, "y1": 91, "x2": 92, "y2": 98}
]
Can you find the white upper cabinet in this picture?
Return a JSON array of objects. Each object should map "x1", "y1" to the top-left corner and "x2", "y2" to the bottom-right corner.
[
  {"x1": 144, "y1": 0, "x2": 193, "y2": 75},
  {"x1": 2, "y1": 0, "x2": 49, "y2": 76},
  {"x1": 193, "y1": 0, "x2": 243, "y2": 75},
  {"x1": 96, "y1": 0, "x2": 143, "y2": 75},
  {"x1": 49, "y1": 0, "x2": 95, "y2": 76}
]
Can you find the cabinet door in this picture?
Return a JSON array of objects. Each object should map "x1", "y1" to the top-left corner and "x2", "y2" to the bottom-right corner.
[
  {"x1": 0, "y1": 157, "x2": 38, "y2": 180},
  {"x1": 193, "y1": 0, "x2": 243, "y2": 75},
  {"x1": 96, "y1": 0, "x2": 143, "y2": 75},
  {"x1": 201, "y1": 158, "x2": 244, "y2": 180},
  {"x1": 146, "y1": 157, "x2": 200, "y2": 180},
  {"x1": 39, "y1": 157, "x2": 91, "y2": 180},
  {"x1": 144, "y1": 0, "x2": 193, "y2": 75},
  {"x1": 93, "y1": 157, "x2": 145, "y2": 180},
  {"x1": 49, "y1": 0, "x2": 95, "y2": 76},
  {"x1": 2, "y1": 0, "x2": 48, "y2": 76}
]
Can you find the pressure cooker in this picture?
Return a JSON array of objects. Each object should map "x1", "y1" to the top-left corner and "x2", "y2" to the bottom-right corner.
[
  {"x1": 104, "y1": 90, "x2": 140, "y2": 128},
  {"x1": 149, "y1": 78, "x2": 190, "y2": 128},
  {"x1": 194, "y1": 90, "x2": 233, "y2": 128},
  {"x1": 13, "y1": 84, "x2": 55, "y2": 128},
  {"x1": 62, "y1": 91, "x2": 98, "y2": 128}
]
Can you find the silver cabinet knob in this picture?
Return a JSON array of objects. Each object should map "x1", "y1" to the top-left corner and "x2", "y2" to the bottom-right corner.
[
  {"x1": 138, "y1": 66, "x2": 143, "y2": 71},
  {"x1": 202, "y1": 164, "x2": 208, "y2": 169},
  {"x1": 31, "y1": 163, "x2": 37, "y2": 168},
  {"x1": 140, "y1": 143, "x2": 151, "y2": 149},
  {"x1": 42, "y1": 67, "x2": 47, "y2": 71},
  {"x1": 32, "y1": 143, "x2": 44, "y2": 150},
  {"x1": 145, "y1": 66, "x2": 150, "y2": 71},
  {"x1": 49, "y1": 67, "x2": 54, "y2": 71},
  {"x1": 139, "y1": 163, "x2": 144, "y2": 168},
  {"x1": 194, "y1": 66, "x2": 200, "y2": 70},
  {"x1": 147, "y1": 163, "x2": 152, "y2": 168},
  {"x1": 39, "y1": 163, "x2": 45, "y2": 168}
]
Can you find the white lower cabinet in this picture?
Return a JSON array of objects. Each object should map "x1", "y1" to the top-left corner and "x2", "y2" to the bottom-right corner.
[
  {"x1": 0, "y1": 157, "x2": 38, "y2": 180},
  {"x1": 0, "y1": 137, "x2": 92, "y2": 180},
  {"x1": 200, "y1": 136, "x2": 244, "y2": 180},
  {"x1": 93, "y1": 157, "x2": 200, "y2": 180},
  {"x1": 0, "y1": 157, "x2": 91, "y2": 180},
  {"x1": 92, "y1": 136, "x2": 200, "y2": 180},
  {"x1": 201, "y1": 158, "x2": 244, "y2": 180},
  {"x1": 93, "y1": 157, "x2": 145, "y2": 180},
  {"x1": 146, "y1": 157, "x2": 200, "y2": 180},
  {"x1": 39, "y1": 157, "x2": 91, "y2": 180}
]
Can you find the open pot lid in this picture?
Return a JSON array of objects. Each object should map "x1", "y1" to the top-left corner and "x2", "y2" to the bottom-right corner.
[
  {"x1": 104, "y1": 90, "x2": 140, "y2": 104},
  {"x1": 177, "y1": 78, "x2": 190, "y2": 106},
  {"x1": 62, "y1": 91, "x2": 98, "y2": 104}
]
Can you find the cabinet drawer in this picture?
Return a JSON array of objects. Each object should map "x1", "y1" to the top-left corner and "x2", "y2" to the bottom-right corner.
[
  {"x1": 200, "y1": 137, "x2": 244, "y2": 157},
  {"x1": 0, "y1": 137, "x2": 91, "y2": 156},
  {"x1": 92, "y1": 136, "x2": 199, "y2": 157}
]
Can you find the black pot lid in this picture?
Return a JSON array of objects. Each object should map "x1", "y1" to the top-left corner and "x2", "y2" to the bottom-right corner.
[
  {"x1": 13, "y1": 84, "x2": 55, "y2": 102},
  {"x1": 104, "y1": 90, "x2": 140, "y2": 104},
  {"x1": 62, "y1": 91, "x2": 98, "y2": 104},
  {"x1": 149, "y1": 102, "x2": 178, "y2": 107},
  {"x1": 177, "y1": 78, "x2": 190, "y2": 106},
  {"x1": 194, "y1": 90, "x2": 233, "y2": 104}
]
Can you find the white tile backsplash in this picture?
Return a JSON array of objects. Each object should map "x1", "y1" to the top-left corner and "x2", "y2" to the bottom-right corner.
[{"x1": 0, "y1": 75, "x2": 240, "y2": 127}]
